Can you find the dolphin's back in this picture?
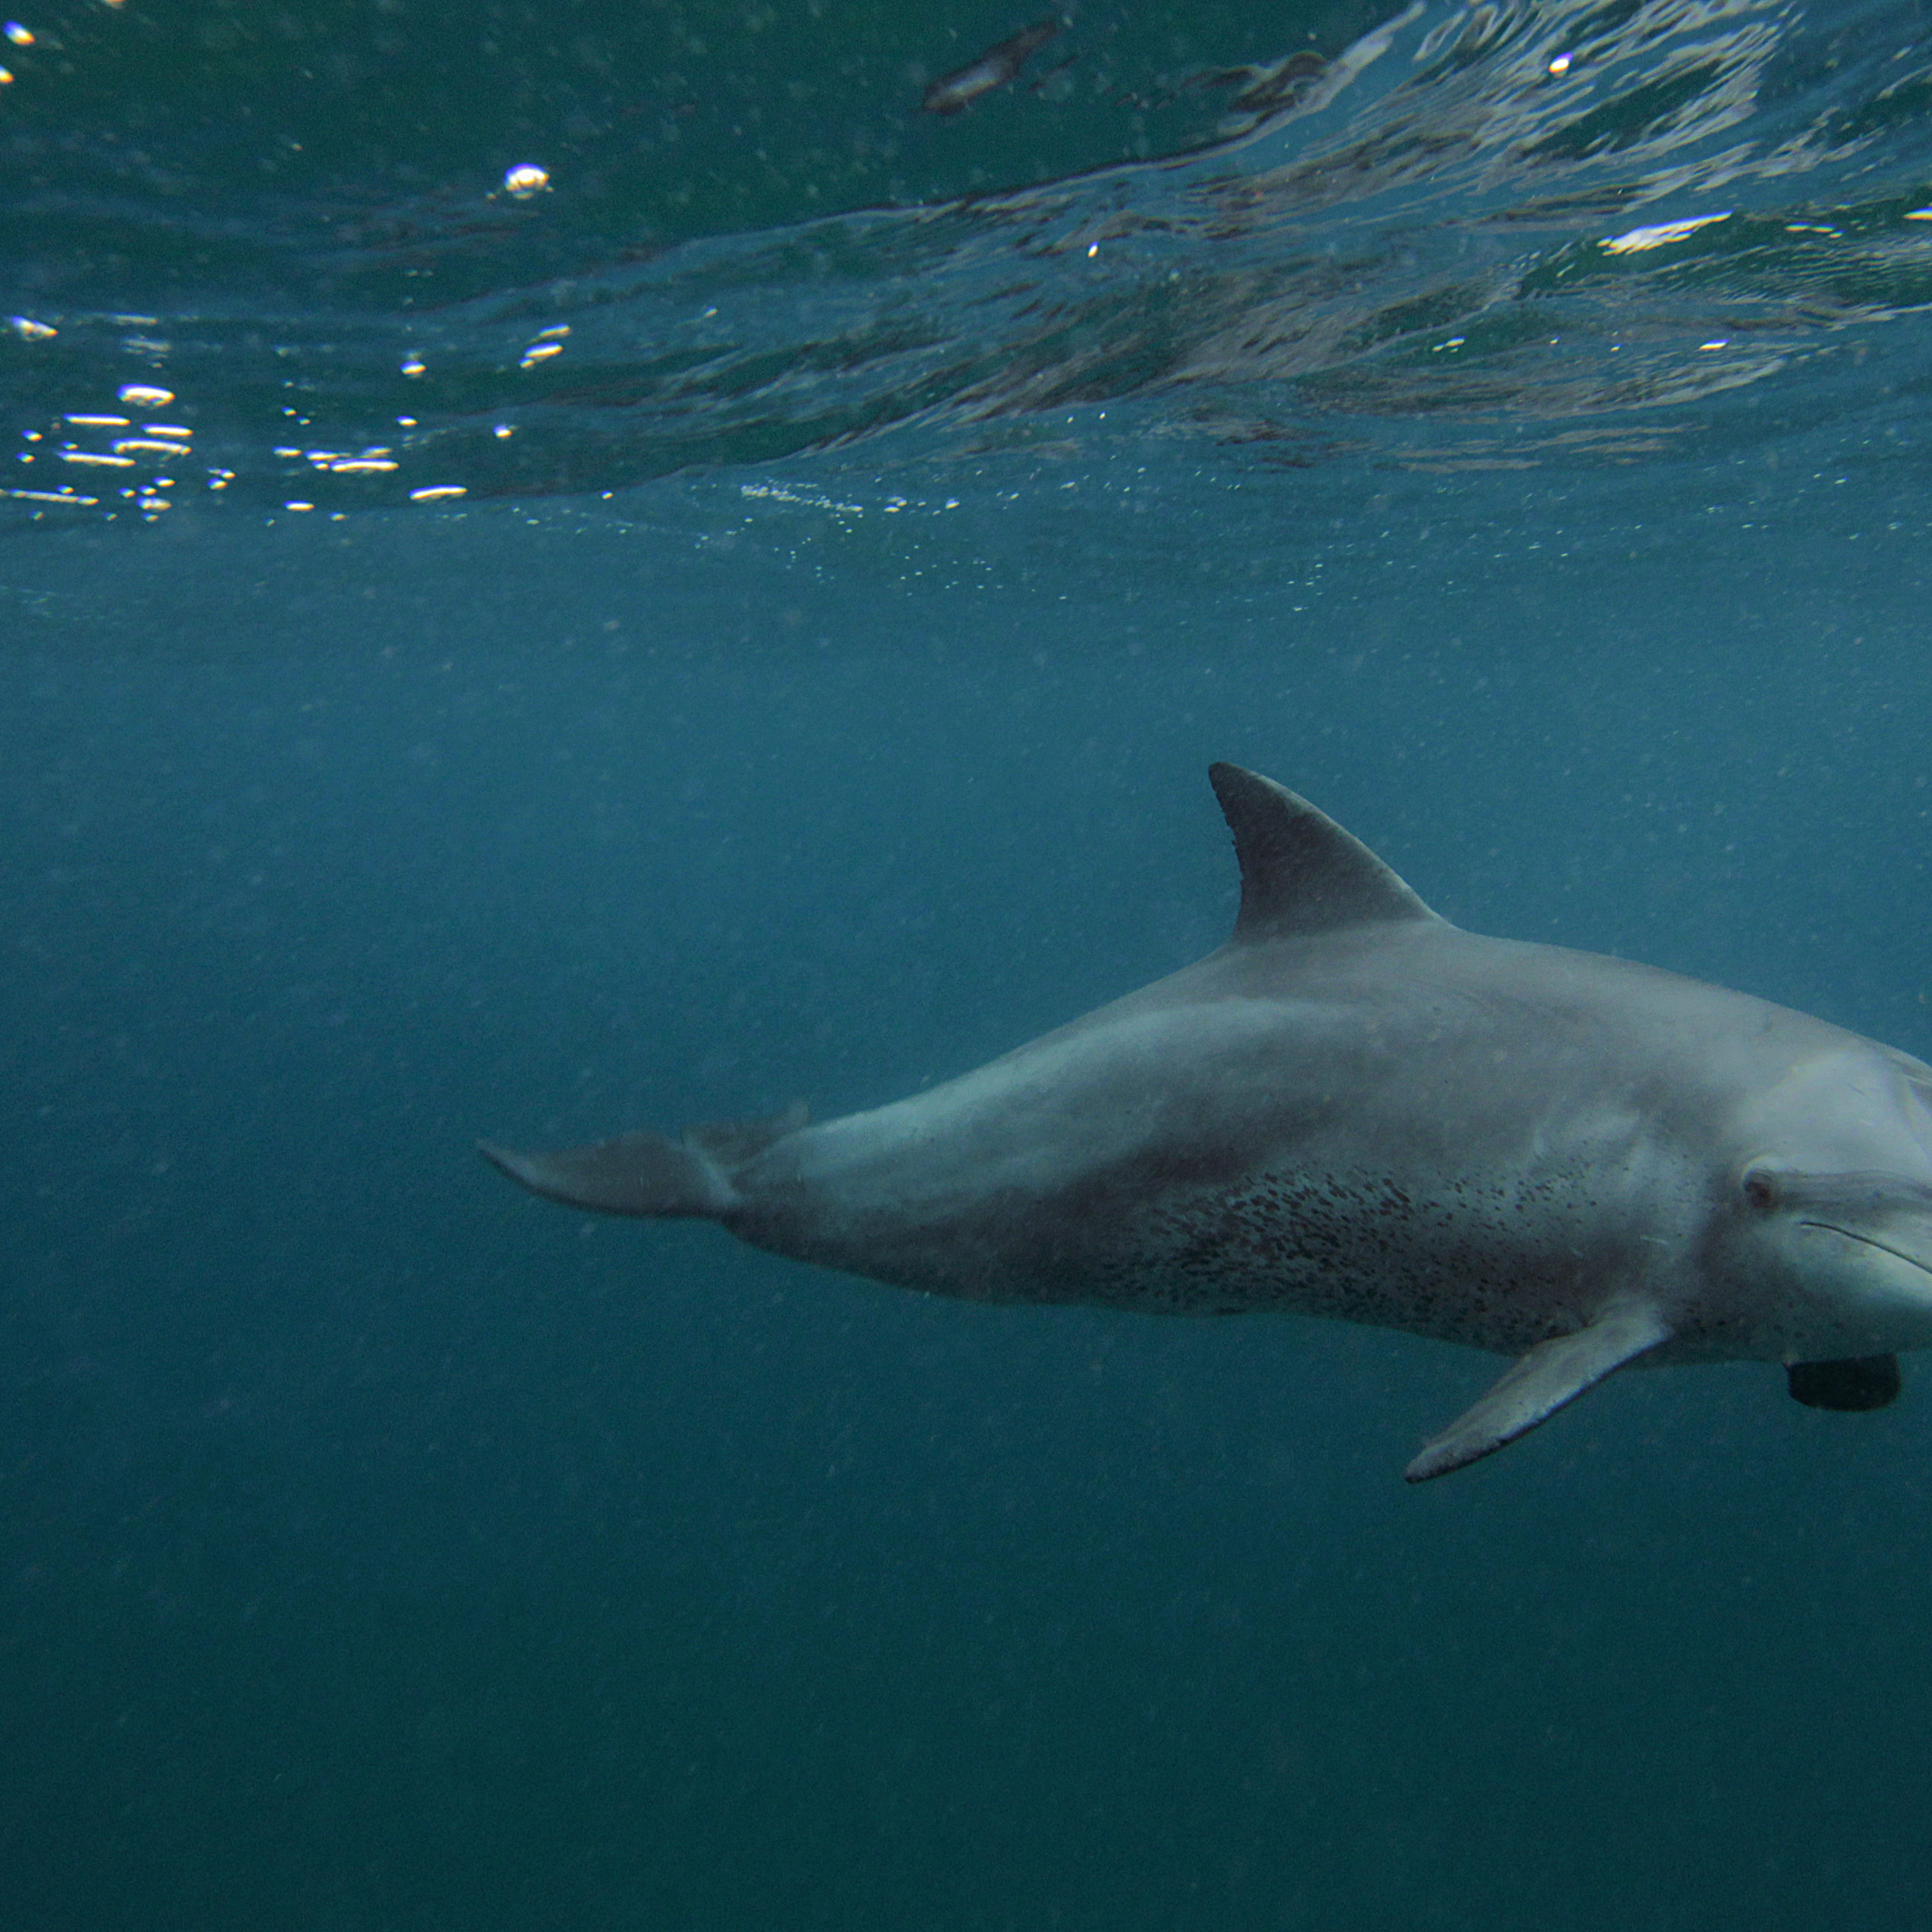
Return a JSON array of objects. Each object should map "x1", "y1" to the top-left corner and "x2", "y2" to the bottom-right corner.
[{"x1": 718, "y1": 928, "x2": 1697, "y2": 1319}]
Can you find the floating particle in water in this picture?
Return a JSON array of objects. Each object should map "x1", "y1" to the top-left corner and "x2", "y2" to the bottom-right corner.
[
  {"x1": 503, "y1": 164, "x2": 551, "y2": 199},
  {"x1": 920, "y1": 17, "x2": 1059, "y2": 115}
]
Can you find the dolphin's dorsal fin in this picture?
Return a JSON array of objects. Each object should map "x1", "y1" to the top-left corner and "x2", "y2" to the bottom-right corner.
[{"x1": 1209, "y1": 763, "x2": 1438, "y2": 943}]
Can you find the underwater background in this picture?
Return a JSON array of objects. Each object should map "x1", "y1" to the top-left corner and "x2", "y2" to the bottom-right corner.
[{"x1": 6, "y1": 0, "x2": 1932, "y2": 1925}]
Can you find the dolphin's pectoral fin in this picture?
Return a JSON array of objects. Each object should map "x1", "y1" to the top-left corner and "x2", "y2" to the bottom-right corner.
[
  {"x1": 1404, "y1": 1300, "x2": 1674, "y2": 1483},
  {"x1": 1786, "y1": 1353, "x2": 1902, "y2": 1411},
  {"x1": 1208, "y1": 762, "x2": 1441, "y2": 942},
  {"x1": 480, "y1": 1129, "x2": 738, "y2": 1219}
]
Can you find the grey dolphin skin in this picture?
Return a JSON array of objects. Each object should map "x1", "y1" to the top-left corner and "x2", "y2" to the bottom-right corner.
[{"x1": 483, "y1": 765, "x2": 1932, "y2": 1482}]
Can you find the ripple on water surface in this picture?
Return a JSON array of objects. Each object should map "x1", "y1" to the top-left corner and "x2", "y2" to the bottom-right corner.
[{"x1": 5, "y1": 0, "x2": 1932, "y2": 529}]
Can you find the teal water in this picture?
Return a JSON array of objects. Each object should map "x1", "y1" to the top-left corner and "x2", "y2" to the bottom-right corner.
[{"x1": 5, "y1": 2, "x2": 1932, "y2": 1927}]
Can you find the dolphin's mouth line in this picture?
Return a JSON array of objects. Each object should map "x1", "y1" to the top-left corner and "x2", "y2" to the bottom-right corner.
[{"x1": 1799, "y1": 1220, "x2": 1932, "y2": 1278}]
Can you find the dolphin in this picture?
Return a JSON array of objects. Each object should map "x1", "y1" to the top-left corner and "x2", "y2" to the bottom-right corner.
[{"x1": 483, "y1": 764, "x2": 1932, "y2": 1481}]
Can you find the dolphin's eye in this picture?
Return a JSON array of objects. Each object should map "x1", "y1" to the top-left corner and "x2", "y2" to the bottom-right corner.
[{"x1": 1743, "y1": 1170, "x2": 1781, "y2": 1211}]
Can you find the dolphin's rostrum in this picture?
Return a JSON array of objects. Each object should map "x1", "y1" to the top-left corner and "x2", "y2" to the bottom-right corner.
[{"x1": 484, "y1": 766, "x2": 1932, "y2": 1481}]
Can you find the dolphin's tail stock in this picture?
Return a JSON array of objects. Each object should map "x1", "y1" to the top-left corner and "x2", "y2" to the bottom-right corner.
[{"x1": 480, "y1": 1100, "x2": 809, "y2": 1220}]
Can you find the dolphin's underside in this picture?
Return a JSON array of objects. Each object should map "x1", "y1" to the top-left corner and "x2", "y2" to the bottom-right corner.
[{"x1": 485, "y1": 764, "x2": 1932, "y2": 1481}]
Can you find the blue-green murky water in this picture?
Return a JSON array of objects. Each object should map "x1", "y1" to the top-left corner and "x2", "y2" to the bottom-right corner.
[{"x1": 5, "y1": 2, "x2": 1932, "y2": 1926}]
